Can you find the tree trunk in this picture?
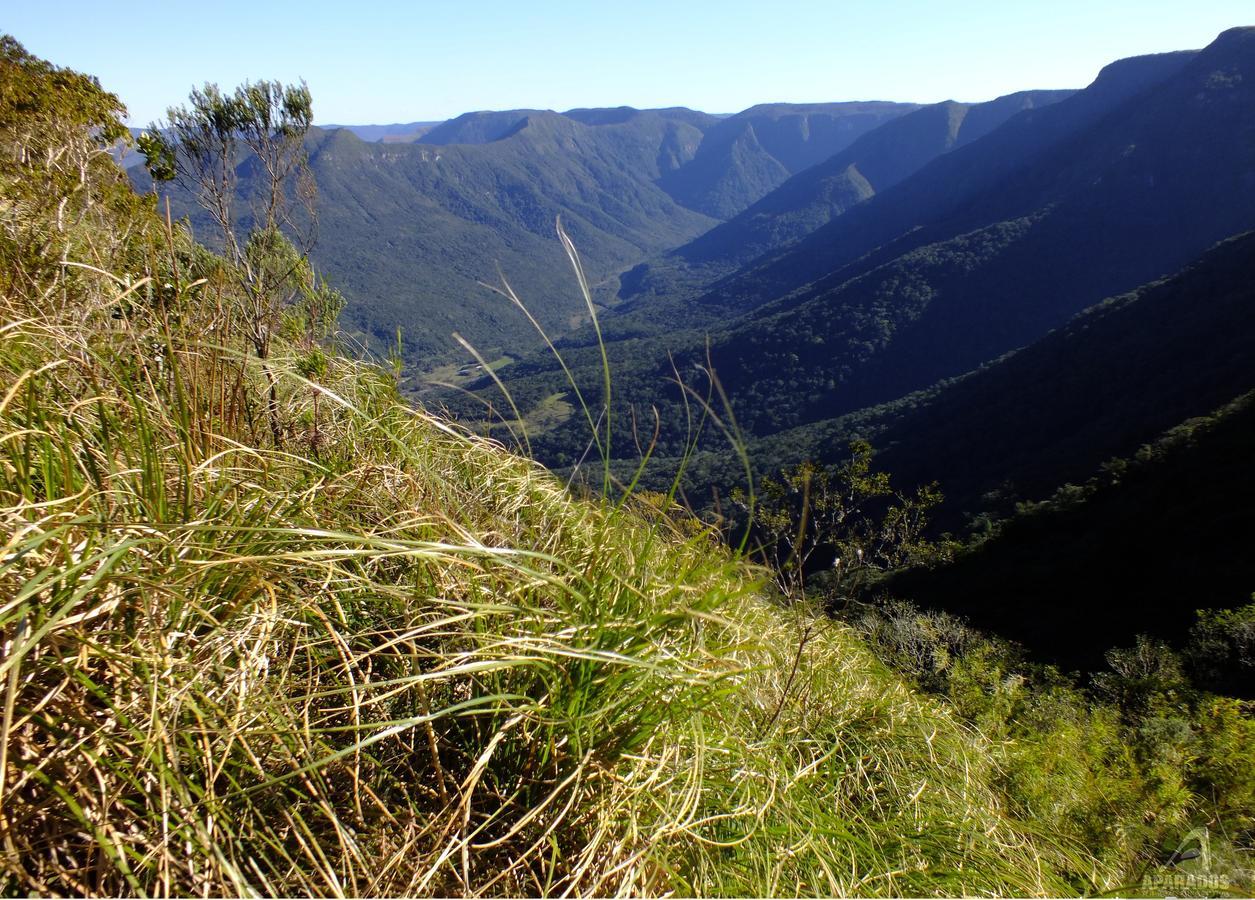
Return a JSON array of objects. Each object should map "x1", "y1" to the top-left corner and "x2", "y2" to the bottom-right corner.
[{"x1": 256, "y1": 338, "x2": 282, "y2": 449}]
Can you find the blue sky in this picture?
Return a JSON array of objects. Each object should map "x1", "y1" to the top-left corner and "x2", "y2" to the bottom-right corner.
[{"x1": 8, "y1": 1, "x2": 1251, "y2": 126}]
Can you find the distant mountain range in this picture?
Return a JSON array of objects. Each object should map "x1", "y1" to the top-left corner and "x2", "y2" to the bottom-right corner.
[
  {"x1": 503, "y1": 28, "x2": 1255, "y2": 456},
  {"x1": 445, "y1": 27, "x2": 1255, "y2": 660},
  {"x1": 140, "y1": 100, "x2": 920, "y2": 362},
  {"x1": 609, "y1": 89, "x2": 1076, "y2": 333},
  {"x1": 329, "y1": 101, "x2": 918, "y2": 216},
  {"x1": 322, "y1": 121, "x2": 443, "y2": 142}
]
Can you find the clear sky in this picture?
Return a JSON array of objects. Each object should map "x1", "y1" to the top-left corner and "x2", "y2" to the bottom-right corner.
[{"x1": 7, "y1": 1, "x2": 1251, "y2": 126}]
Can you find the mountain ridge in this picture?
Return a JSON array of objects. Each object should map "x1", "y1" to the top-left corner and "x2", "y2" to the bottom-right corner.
[
  {"x1": 608, "y1": 88, "x2": 1076, "y2": 327},
  {"x1": 142, "y1": 101, "x2": 922, "y2": 364},
  {"x1": 510, "y1": 30, "x2": 1255, "y2": 454}
]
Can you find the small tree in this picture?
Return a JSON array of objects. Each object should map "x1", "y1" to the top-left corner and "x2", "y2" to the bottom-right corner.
[
  {"x1": 733, "y1": 440, "x2": 951, "y2": 601},
  {"x1": 140, "y1": 80, "x2": 317, "y2": 444}
]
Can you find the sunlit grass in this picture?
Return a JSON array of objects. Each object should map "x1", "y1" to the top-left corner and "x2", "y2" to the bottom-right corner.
[{"x1": 0, "y1": 228, "x2": 1094, "y2": 897}]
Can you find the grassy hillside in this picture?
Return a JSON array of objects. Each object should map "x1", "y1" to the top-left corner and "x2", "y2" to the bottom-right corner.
[{"x1": 7, "y1": 35, "x2": 1254, "y2": 898}]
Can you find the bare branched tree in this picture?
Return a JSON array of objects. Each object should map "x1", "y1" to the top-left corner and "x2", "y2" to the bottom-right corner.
[
  {"x1": 140, "y1": 80, "x2": 317, "y2": 445},
  {"x1": 733, "y1": 440, "x2": 951, "y2": 603}
]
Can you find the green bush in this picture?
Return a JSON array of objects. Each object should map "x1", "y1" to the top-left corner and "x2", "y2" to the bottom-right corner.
[{"x1": 844, "y1": 598, "x2": 1255, "y2": 884}]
